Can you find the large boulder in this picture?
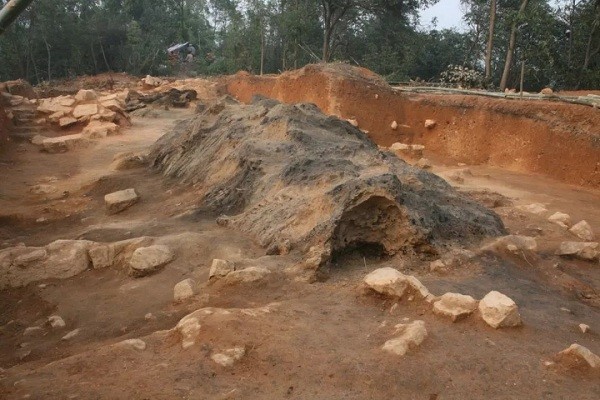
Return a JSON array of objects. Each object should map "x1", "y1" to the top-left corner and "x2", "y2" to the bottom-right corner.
[
  {"x1": 41, "y1": 134, "x2": 89, "y2": 153},
  {"x1": 150, "y1": 98, "x2": 505, "y2": 266}
]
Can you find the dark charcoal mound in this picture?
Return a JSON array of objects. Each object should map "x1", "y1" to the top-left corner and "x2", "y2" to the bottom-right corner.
[{"x1": 150, "y1": 96, "x2": 505, "y2": 265}]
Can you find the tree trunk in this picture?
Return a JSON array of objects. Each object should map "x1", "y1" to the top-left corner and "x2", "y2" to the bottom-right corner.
[
  {"x1": 260, "y1": 26, "x2": 265, "y2": 75},
  {"x1": 485, "y1": 0, "x2": 496, "y2": 80},
  {"x1": 499, "y1": 0, "x2": 529, "y2": 91},
  {"x1": 0, "y1": 0, "x2": 35, "y2": 36},
  {"x1": 582, "y1": 20, "x2": 599, "y2": 71}
]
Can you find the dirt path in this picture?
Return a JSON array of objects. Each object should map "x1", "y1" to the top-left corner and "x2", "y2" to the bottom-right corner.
[{"x1": 1, "y1": 99, "x2": 599, "y2": 399}]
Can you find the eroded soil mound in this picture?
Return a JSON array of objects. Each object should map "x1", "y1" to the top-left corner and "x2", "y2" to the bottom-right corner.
[
  {"x1": 150, "y1": 96, "x2": 505, "y2": 265},
  {"x1": 226, "y1": 63, "x2": 600, "y2": 188}
]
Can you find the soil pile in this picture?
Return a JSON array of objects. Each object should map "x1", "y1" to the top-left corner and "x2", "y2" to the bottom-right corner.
[
  {"x1": 226, "y1": 64, "x2": 600, "y2": 188},
  {"x1": 150, "y1": 96, "x2": 504, "y2": 265}
]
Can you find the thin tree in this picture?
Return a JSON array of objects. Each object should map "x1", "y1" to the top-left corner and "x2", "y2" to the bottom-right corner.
[
  {"x1": 319, "y1": 0, "x2": 352, "y2": 62},
  {"x1": 485, "y1": 0, "x2": 496, "y2": 80},
  {"x1": 499, "y1": 0, "x2": 529, "y2": 91}
]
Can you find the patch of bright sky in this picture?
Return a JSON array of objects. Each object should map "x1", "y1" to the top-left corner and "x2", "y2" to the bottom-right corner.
[{"x1": 419, "y1": 0, "x2": 467, "y2": 32}]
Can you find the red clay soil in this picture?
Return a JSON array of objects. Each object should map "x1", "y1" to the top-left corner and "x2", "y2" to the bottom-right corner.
[{"x1": 225, "y1": 64, "x2": 600, "y2": 189}]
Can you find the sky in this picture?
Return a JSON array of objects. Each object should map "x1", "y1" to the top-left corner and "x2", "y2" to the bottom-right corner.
[{"x1": 419, "y1": 0, "x2": 466, "y2": 31}]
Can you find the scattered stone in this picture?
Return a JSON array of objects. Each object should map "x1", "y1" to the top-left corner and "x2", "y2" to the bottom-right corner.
[
  {"x1": 224, "y1": 267, "x2": 271, "y2": 284},
  {"x1": 382, "y1": 320, "x2": 427, "y2": 356},
  {"x1": 59, "y1": 117, "x2": 77, "y2": 128},
  {"x1": 174, "y1": 278, "x2": 196, "y2": 301},
  {"x1": 23, "y1": 326, "x2": 43, "y2": 336},
  {"x1": 128, "y1": 245, "x2": 174, "y2": 277},
  {"x1": 111, "y1": 152, "x2": 147, "y2": 171},
  {"x1": 540, "y1": 88, "x2": 553, "y2": 95},
  {"x1": 72, "y1": 104, "x2": 99, "y2": 118},
  {"x1": 478, "y1": 291, "x2": 522, "y2": 328},
  {"x1": 31, "y1": 134, "x2": 48, "y2": 146},
  {"x1": 433, "y1": 293, "x2": 478, "y2": 322},
  {"x1": 104, "y1": 188, "x2": 139, "y2": 215},
  {"x1": 556, "y1": 242, "x2": 599, "y2": 261},
  {"x1": 548, "y1": 212, "x2": 571, "y2": 229},
  {"x1": 569, "y1": 220, "x2": 594, "y2": 241},
  {"x1": 416, "y1": 158, "x2": 432, "y2": 169},
  {"x1": 175, "y1": 314, "x2": 202, "y2": 349},
  {"x1": 209, "y1": 259, "x2": 235, "y2": 279},
  {"x1": 389, "y1": 142, "x2": 409, "y2": 152},
  {"x1": 41, "y1": 134, "x2": 88, "y2": 153},
  {"x1": 30, "y1": 184, "x2": 56, "y2": 195},
  {"x1": 118, "y1": 338, "x2": 146, "y2": 351},
  {"x1": 74, "y1": 89, "x2": 97, "y2": 102},
  {"x1": 87, "y1": 244, "x2": 114, "y2": 269},
  {"x1": 429, "y1": 259, "x2": 446, "y2": 273},
  {"x1": 424, "y1": 119, "x2": 436, "y2": 129},
  {"x1": 579, "y1": 324, "x2": 590, "y2": 334},
  {"x1": 347, "y1": 118, "x2": 358, "y2": 127},
  {"x1": 506, "y1": 244, "x2": 519, "y2": 252},
  {"x1": 483, "y1": 235, "x2": 537, "y2": 252},
  {"x1": 82, "y1": 121, "x2": 119, "y2": 139},
  {"x1": 556, "y1": 344, "x2": 600, "y2": 369},
  {"x1": 391, "y1": 121, "x2": 398, "y2": 130},
  {"x1": 141, "y1": 75, "x2": 164, "y2": 88},
  {"x1": 48, "y1": 315, "x2": 66, "y2": 329},
  {"x1": 61, "y1": 328, "x2": 80, "y2": 340},
  {"x1": 211, "y1": 347, "x2": 246, "y2": 367},
  {"x1": 517, "y1": 203, "x2": 548, "y2": 215},
  {"x1": 364, "y1": 267, "x2": 435, "y2": 302}
]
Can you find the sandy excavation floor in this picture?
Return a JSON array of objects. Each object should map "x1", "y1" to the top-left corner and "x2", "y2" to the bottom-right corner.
[{"x1": 1, "y1": 73, "x2": 600, "y2": 399}]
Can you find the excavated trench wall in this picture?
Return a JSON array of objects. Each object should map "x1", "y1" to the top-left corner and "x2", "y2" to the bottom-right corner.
[
  {"x1": 226, "y1": 65, "x2": 600, "y2": 189},
  {"x1": 0, "y1": 103, "x2": 9, "y2": 145}
]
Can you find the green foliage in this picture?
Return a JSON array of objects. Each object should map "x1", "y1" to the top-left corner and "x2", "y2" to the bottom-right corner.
[{"x1": 0, "y1": 0, "x2": 597, "y2": 90}]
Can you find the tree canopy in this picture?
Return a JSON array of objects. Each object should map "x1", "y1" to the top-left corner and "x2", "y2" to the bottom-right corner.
[{"x1": 0, "y1": 0, "x2": 598, "y2": 90}]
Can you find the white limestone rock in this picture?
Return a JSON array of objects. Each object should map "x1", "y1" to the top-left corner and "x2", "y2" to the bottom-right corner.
[
  {"x1": 209, "y1": 259, "x2": 235, "y2": 279},
  {"x1": 433, "y1": 293, "x2": 478, "y2": 322},
  {"x1": 174, "y1": 278, "x2": 196, "y2": 301},
  {"x1": 223, "y1": 267, "x2": 271, "y2": 284},
  {"x1": 48, "y1": 315, "x2": 66, "y2": 329},
  {"x1": 556, "y1": 344, "x2": 600, "y2": 369},
  {"x1": 548, "y1": 212, "x2": 571, "y2": 229},
  {"x1": 61, "y1": 328, "x2": 80, "y2": 340},
  {"x1": 128, "y1": 245, "x2": 174, "y2": 277},
  {"x1": 556, "y1": 242, "x2": 599, "y2": 261},
  {"x1": 382, "y1": 320, "x2": 427, "y2": 356},
  {"x1": 104, "y1": 188, "x2": 139, "y2": 215},
  {"x1": 118, "y1": 338, "x2": 146, "y2": 351},
  {"x1": 478, "y1": 291, "x2": 522, "y2": 328},
  {"x1": 364, "y1": 267, "x2": 435, "y2": 302},
  {"x1": 569, "y1": 220, "x2": 595, "y2": 241},
  {"x1": 74, "y1": 89, "x2": 98, "y2": 102},
  {"x1": 211, "y1": 347, "x2": 246, "y2": 367}
]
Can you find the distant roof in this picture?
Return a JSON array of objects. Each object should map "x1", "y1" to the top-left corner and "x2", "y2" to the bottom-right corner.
[{"x1": 167, "y1": 42, "x2": 189, "y2": 53}]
